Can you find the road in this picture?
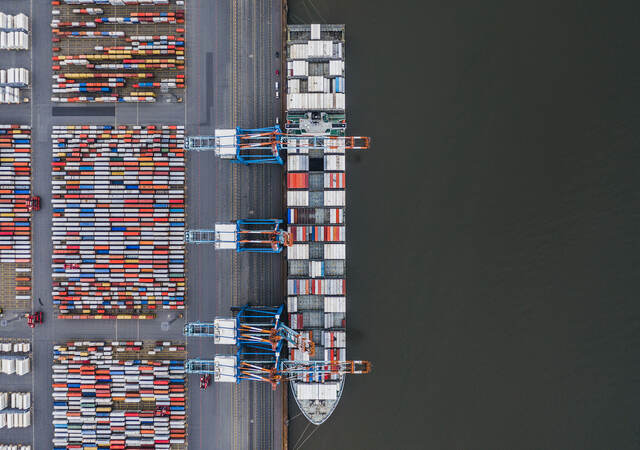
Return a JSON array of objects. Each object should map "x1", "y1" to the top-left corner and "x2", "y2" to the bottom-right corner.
[{"x1": 0, "y1": 0, "x2": 286, "y2": 448}]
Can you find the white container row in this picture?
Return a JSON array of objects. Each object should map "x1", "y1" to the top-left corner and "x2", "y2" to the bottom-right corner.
[
  {"x1": 0, "y1": 393, "x2": 30, "y2": 411},
  {"x1": 0, "y1": 87, "x2": 22, "y2": 104},
  {"x1": 0, "y1": 14, "x2": 28, "y2": 32},
  {"x1": 0, "y1": 445, "x2": 31, "y2": 450},
  {"x1": 304, "y1": 76, "x2": 344, "y2": 94},
  {"x1": 289, "y1": 41, "x2": 342, "y2": 59},
  {"x1": 50, "y1": 20, "x2": 96, "y2": 29},
  {"x1": 286, "y1": 190, "x2": 346, "y2": 207},
  {"x1": 0, "y1": 68, "x2": 29, "y2": 86},
  {"x1": 0, "y1": 32, "x2": 28, "y2": 50},
  {"x1": 0, "y1": 357, "x2": 29, "y2": 375},
  {"x1": 0, "y1": 411, "x2": 30, "y2": 429},
  {"x1": 286, "y1": 296, "x2": 346, "y2": 314},
  {"x1": 287, "y1": 92, "x2": 345, "y2": 111},
  {"x1": 0, "y1": 342, "x2": 30, "y2": 353}
]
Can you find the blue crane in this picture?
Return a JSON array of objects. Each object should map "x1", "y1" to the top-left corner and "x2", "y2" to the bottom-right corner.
[
  {"x1": 184, "y1": 126, "x2": 284, "y2": 165},
  {"x1": 183, "y1": 304, "x2": 315, "y2": 354},
  {"x1": 183, "y1": 125, "x2": 370, "y2": 165},
  {"x1": 184, "y1": 219, "x2": 291, "y2": 253}
]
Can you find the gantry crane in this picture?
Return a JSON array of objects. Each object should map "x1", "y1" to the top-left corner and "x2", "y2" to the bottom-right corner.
[
  {"x1": 184, "y1": 126, "x2": 284, "y2": 164},
  {"x1": 183, "y1": 125, "x2": 370, "y2": 165},
  {"x1": 184, "y1": 219, "x2": 292, "y2": 253},
  {"x1": 183, "y1": 304, "x2": 315, "y2": 355},
  {"x1": 185, "y1": 355, "x2": 370, "y2": 390}
]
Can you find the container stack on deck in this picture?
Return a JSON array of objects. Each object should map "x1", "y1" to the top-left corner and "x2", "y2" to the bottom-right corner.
[
  {"x1": 52, "y1": 340, "x2": 186, "y2": 449},
  {"x1": 285, "y1": 25, "x2": 349, "y2": 411},
  {"x1": 0, "y1": 126, "x2": 31, "y2": 311},
  {"x1": 51, "y1": 125, "x2": 185, "y2": 319},
  {"x1": 51, "y1": 0, "x2": 185, "y2": 103}
]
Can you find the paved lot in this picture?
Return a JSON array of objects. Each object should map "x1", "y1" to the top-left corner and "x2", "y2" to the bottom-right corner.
[{"x1": 0, "y1": 0, "x2": 285, "y2": 448}]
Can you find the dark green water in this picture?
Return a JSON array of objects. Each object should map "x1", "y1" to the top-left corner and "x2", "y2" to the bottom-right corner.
[{"x1": 287, "y1": 1, "x2": 640, "y2": 449}]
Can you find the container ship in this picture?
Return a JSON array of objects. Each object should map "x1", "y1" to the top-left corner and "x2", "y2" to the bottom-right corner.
[{"x1": 285, "y1": 24, "x2": 351, "y2": 425}]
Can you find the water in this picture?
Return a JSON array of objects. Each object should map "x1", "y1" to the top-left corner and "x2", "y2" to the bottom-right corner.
[{"x1": 287, "y1": 1, "x2": 640, "y2": 449}]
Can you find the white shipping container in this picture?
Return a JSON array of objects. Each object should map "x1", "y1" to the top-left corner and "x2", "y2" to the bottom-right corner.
[
  {"x1": 292, "y1": 60, "x2": 308, "y2": 76},
  {"x1": 289, "y1": 43, "x2": 308, "y2": 59},
  {"x1": 324, "y1": 190, "x2": 345, "y2": 207},
  {"x1": 287, "y1": 243, "x2": 309, "y2": 260},
  {"x1": 324, "y1": 154, "x2": 345, "y2": 171},
  {"x1": 287, "y1": 296, "x2": 297, "y2": 313},
  {"x1": 287, "y1": 190, "x2": 308, "y2": 207},
  {"x1": 324, "y1": 243, "x2": 346, "y2": 259},
  {"x1": 296, "y1": 382, "x2": 340, "y2": 400},
  {"x1": 308, "y1": 76, "x2": 324, "y2": 93},
  {"x1": 324, "y1": 296, "x2": 346, "y2": 313},
  {"x1": 287, "y1": 154, "x2": 308, "y2": 171},
  {"x1": 310, "y1": 23, "x2": 321, "y2": 40},
  {"x1": 329, "y1": 60, "x2": 344, "y2": 76},
  {"x1": 288, "y1": 78, "x2": 300, "y2": 94},
  {"x1": 310, "y1": 261, "x2": 323, "y2": 278}
]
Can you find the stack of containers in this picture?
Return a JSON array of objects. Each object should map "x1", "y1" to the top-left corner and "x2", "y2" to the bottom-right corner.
[
  {"x1": 0, "y1": 126, "x2": 32, "y2": 307},
  {"x1": 0, "y1": 341, "x2": 30, "y2": 375},
  {"x1": 285, "y1": 133, "x2": 347, "y2": 372},
  {"x1": 0, "y1": 13, "x2": 29, "y2": 51},
  {"x1": 52, "y1": 341, "x2": 186, "y2": 449},
  {"x1": 62, "y1": 0, "x2": 175, "y2": 5},
  {"x1": 0, "y1": 69, "x2": 29, "y2": 104},
  {"x1": 0, "y1": 445, "x2": 31, "y2": 450},
  {"x1": 51, "y1": 125, "x2": 185, "y2": 319},
  {"x1": 286, "y1": 25, "x2": 349, "y2": 382},
  {"x1": 0, "y1": 342, "x2": 30, "y2": 353},
  {"x1": 0, "y1": 356, "x2": 29, "y2": 375},
  {"x1": 0, "y1": 392, "x2": 31, "y2": 429},
  {"x1": 51, "y1": 1, "x2": 185, "y2": 102}
]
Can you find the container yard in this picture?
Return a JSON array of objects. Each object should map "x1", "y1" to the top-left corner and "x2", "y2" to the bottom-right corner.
[
  {"x1": 51, "y1": 0, "x2": 185, "y2": 103},
  {"x1": 0, "y1": 125, "x2": 31, "y2": 311},
  {"x1": 0, "y1": 1, "x2": 337, "y2": 448},
  {"x1": 52, "y1": 340, "x2": 186, "y2": 449},
  {"x1": 51, "y1": 125, "x2": 185, "y2": 319}
]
